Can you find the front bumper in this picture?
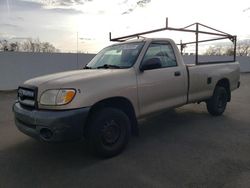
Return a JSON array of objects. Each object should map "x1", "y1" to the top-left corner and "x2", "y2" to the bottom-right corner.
[{"x1": 13, "y1": 102, "x2": 90, "y2": 142}]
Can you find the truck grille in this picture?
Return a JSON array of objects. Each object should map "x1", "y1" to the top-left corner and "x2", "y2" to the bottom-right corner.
[{"x1": 18, "y1": 86, "x2": 37, "y2": 109}]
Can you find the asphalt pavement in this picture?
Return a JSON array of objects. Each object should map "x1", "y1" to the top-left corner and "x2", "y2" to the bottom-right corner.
[{"x1": 0, "y1": 74, "x2": 250, "y2": 188}]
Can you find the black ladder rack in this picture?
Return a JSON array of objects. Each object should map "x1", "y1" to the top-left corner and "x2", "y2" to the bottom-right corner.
[{"x1": 109, "y1": 18, "x2": 237, "y2": 65}]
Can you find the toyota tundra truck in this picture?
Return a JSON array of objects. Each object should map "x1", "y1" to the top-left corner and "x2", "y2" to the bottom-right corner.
[{"x1": 13, "y1": 21, "x2": 240, "y2": 157}]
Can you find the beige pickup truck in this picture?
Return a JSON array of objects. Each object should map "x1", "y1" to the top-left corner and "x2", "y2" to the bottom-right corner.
[{"x1": 13, "y1": 22, "x2": 240, "y2": 157}]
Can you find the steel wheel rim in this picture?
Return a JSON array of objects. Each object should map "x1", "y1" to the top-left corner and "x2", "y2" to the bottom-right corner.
[
  {"x1": 101, "y1": 120, "x2": 121, "y2": 145},
  {"x1": 217, "y1": 91, "x2": 227, "y2": 109}
]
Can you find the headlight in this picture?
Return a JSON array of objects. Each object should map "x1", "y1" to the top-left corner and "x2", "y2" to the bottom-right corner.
[{"x1": 40, "y1": 89, "x2": 76, "y2": 105}]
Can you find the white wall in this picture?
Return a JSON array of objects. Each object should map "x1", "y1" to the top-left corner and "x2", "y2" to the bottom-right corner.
[
  {"x1": 183, "y1": 55, "x2": 250, "y2": 73},
  {"x1": 0, "y1": 52, "x2": 95, "y2": 90},
  {"x1": 0, "y1": 52, "x2": 249, "y2": 90}
]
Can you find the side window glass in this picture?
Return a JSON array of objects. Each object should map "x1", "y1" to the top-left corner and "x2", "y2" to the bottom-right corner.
[
  {"x1": 160, "y1": 44, "x2": 177, "y2": 67},
  {"x1": 142, "y1": 42, "x2": 177, "y2": 68}
]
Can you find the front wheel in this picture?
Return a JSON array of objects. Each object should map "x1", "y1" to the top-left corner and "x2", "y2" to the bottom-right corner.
[
  {"x1": 206, "y1": 86, "x2": 228, "y2": 116},
  {"x1": 87, "y1": 107, "x2": 130, "y2": 158}
]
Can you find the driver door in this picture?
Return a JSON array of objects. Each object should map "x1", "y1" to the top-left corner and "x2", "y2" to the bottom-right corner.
[{"x1": 137, "y1": 41, "x2": 187, "y2": 116}]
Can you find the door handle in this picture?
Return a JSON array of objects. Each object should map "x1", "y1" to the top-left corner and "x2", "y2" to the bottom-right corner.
[{"x1": 174, "y1": 71, "x2": 181, "y2": 76}]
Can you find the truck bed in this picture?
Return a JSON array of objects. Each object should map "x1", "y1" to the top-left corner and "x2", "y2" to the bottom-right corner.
[{"x1": 186, "y1": 62, "x2": 240, "y2": 103}]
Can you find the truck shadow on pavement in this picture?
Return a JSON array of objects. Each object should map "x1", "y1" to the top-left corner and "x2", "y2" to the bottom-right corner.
[
  {"x1": 1, "y1": 104, "x2": 250, "y2": 188},
  {"x1": 2, "y1": 105, "x2": 216, "y2": 164}
]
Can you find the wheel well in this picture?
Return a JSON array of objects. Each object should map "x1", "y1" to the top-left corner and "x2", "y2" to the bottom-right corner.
[
  {"x1": 84, "y1": 97, "x2": 138, "y2": 137},
  {"x1": 216, "y1": 78, "x2": 231, "y2": 101}
]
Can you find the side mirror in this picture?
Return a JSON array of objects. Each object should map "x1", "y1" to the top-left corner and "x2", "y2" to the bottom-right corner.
[{"x1": 140, "y1": 57, "x2": 162, "y2": 71}]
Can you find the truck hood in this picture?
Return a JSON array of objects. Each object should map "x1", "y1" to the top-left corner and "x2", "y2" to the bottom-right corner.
[{"x1": 24, "y1": 69, "x2": 122, "y2": 87}]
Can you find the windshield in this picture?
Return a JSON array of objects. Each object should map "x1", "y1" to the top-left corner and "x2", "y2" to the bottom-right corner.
[{"x1": 85, "y1": 42, "x2": 144, "y2": 69}]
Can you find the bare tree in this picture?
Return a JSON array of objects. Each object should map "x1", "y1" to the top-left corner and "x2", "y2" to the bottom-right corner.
[
  {"x1": 204, "y1": 46, "x2": 223, "y2": 56},
  {"x1": 0, "y1": 40, "x2": 9, "y2": 51},
  {"x1": 204, "y1": 40, "x2": 250, "y2": 56},
  {"x1": 237, "y1": 40, "x2": 250, "y2": 56},
  {"x1": 10, "y1": 42, "x2": 19, "y2": 51},
  {"x1": 224, "y1": 47, "x2": 234, "y2": 56},
  {"x1": 0, "y1": 38, "x2": 59, "y2": 53},
  {"x1": 41, "y1": 42, "x2": 56, "y2": 53},
  {"x1": 21, "y1": 40, "x2": 31, "y2": 52},
  {"x1": 0, "y1": 41, "x2": 3, "y2": 51}
]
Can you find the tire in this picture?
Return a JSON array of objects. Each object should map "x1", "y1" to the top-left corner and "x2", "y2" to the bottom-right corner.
[
  {"x1": 206, "y1": 86, "x2": 228, "y2": 116},
  {"x1": 87, "y1": 107, "x2": 130, "y2": 158}
]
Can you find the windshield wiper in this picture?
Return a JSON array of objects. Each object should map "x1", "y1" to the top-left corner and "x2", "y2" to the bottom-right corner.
[
  {"x1": 83, "y1": 65, "x2": 92, "y2": 69},
  {"x1": 96, "y1": 64, "x2": 122, "y2": 69}
]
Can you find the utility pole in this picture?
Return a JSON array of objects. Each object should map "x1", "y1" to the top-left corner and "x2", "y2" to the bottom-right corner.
[{"x1": 76, "y1": 32, "x2": 79, "y2": 69}]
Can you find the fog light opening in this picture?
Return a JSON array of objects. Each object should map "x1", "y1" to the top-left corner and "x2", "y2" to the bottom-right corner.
[{"x1": 40, "y1": 128, "x2": 53, "y2": 141}]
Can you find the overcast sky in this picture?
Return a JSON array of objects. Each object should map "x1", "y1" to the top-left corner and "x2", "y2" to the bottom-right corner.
[{"x1": 0, "y1": 0, "x2": 249, "y2": 53}]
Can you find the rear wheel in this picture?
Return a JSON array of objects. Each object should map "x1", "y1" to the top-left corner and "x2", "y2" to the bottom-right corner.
[
  {"x1": 206, "y1": 86, "x2": 228, "y2": 116},
  {"x1": 87, "y1": 107, "x2": 130, "y2": 158}
]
